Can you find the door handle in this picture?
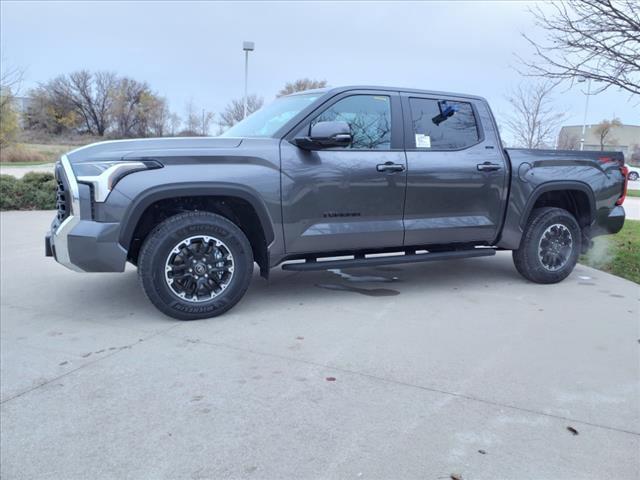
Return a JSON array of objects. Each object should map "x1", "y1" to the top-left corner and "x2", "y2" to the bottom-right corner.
[
  {"x1": 376, "y1": 162, "x2": 405, "y2": 173},
  {"x1": 477, "y1": 162, "x2": 502, "y2": 172}
]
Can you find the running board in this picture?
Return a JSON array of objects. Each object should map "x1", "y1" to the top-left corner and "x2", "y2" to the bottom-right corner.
[{"x1": 281, "y1": 249, "x2": 496, "y2": 271}]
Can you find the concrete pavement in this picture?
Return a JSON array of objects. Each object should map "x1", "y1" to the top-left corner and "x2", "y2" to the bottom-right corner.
[
  {"x1": 0, "y1": 163, "x2": 55, "y2": 179},
  {"x1": 623, "y1": 196, "x2": 640, "y2": 220},
  {"x1": 1, "y1": 211, "x2": 639, "y2": 479}
]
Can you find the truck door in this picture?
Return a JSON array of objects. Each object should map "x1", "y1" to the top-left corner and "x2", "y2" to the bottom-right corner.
[
  {"x1": 280, "y1": 91, "x2": 406, "y2": 254},
  {"x1": 401, "y1": 94, "x2": 508, "y2": 246}
]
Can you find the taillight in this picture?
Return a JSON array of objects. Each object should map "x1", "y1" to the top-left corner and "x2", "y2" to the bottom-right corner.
[{"x1": 616, "y1": 165, "x2": 628, "y2": 206}]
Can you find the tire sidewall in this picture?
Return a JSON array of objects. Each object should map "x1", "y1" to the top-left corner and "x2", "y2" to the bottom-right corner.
[
  {"x1": 140, "y1": 213, "x2": 253, "y2": 320},
  {"x1": 522, "y1": 209, "x2": 581, "y2": 283}
]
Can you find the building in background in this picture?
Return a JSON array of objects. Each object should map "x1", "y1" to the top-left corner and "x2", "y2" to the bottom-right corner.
[
  {"x1": 557, "y1": 123, "x2": 640, "y2": 163},
  {"x1": 12, "y1": 96, "x2": 34, "y2": 128}
]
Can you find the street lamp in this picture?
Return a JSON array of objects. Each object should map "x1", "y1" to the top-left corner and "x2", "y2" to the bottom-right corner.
[
  {"x1": 577, "y1": 76, "x2": 592, "y2": 151},
  {"x1": 242, "y1": 41, "x2": 255, "y2": 119}
]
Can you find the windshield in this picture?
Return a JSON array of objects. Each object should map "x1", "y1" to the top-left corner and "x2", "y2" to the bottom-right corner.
[{"x1": 221, "y1": 93, "x2": 321, "y2": 138}]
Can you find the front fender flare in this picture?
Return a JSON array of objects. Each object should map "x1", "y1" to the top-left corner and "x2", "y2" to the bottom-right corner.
[{"x1": 118, "y1": 182, "x2": 275, "y2": 250}]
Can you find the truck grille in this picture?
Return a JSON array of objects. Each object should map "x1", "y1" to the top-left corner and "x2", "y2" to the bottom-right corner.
[
  {"x1": 54, "y1": 164, "x2": 71, "y2": 223},
  {"x1": 56, "y1": 179, "x2": 67, "y2": 221}
]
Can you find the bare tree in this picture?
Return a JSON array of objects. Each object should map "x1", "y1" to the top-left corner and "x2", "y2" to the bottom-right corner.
[
  {"x1": 277, "y1": 78, "x2": 327, "y2": 97},
  {"x1": 135, "y1": 93, "x2": 170, "y2": 137},
  {"x1": 557, "y1": 129, "x2": 580, "y2": 150},
  {"x1": 48, "y1": 71, "x2": 117, "y2": 136},
  {"x1": 182, "y1": 100, "x2": 214, "y2": 136},
  {"x1": 201, "y1": 109, "x2": 215, "y2": 136},
  {"x1": 594, "y1": 118, "x2": 622, "y2": 150},
  {"x1": 22, "y1": 70, "x2": 182, "y2": 138},
  {"x1": 25, "y1": 85, "x2": 80, "y2": 134},
  {"x1": 504, "y1": 82, "x2": 566, "y2": 149},
  {"x1": 218, "y1": 95, "x2": 263, "y2": 131},
  {"x1": 183, "y1": 100, "x2": 200, "y2": 135},
  {"x1": 168, "y1": 112, "x2": 181, "y2": 136},
  {"x1": 111, "y1": 77, "x2": 150, "y2": 137},
  {"x1": 146, "y1": 97, "x2": 170, "y2": 137},
  {"x1": 0, "y1": 64, "x2": 23, "y2": 115},
  {"x1": 0, "y1": 64, "x2": 24, "y2": 146},
  {"x1": 519, "y1": 0, "x2": 640, "y2": 95}
]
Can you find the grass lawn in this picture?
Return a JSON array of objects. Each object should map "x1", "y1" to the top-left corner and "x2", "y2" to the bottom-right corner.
[
  {"x1": 580, "y1": 219, "x2": 640, "y2": 284},
  {"x1": 0, "y1": 160, "x2": 52, "y2": 166},
  {"x1": 627, "y1": 189, "x2": 640, "y2": 198},
  {"x1": 0, "y1": 143, "x2": 79, "y2": 164},
  {"x1": 20, "y1": 142, "x2": 75, "y2": 157}
]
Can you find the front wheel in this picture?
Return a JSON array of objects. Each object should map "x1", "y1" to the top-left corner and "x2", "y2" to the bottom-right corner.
[
  {"x1": 628, "y1": 171, "x2": 639, "y2": 181},
  {"x1": 138, "y1": 212, "x2": 254, "y2": 320},
  {"x1": 512, "y1": 207, "x2": 581, "y2": 284}
]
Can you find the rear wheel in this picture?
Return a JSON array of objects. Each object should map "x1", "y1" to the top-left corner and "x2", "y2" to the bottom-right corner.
[
  {"x1": 628, "y1": 171, "x2": 639, "y2": 181},
  {"x1": 138, "y1": 212, "x2": 254, "y2": 320},
  {"x1": 512, "y1": 207, "x2": 581, "y2": 284}
]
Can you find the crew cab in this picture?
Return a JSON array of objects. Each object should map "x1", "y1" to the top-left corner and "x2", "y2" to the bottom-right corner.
[{"x1": 46, "y1": 86, "x2": 628, "y2": 319}]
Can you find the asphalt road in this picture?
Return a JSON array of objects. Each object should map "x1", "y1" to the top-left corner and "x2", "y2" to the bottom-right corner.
[{"x1": 1, "y1": 211, "x2": 639, "y2": 480}]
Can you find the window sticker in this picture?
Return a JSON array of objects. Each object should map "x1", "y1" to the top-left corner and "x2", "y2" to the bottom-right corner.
[{"x1": 415, "y1": 134, "x2": 431, "y2": 148}]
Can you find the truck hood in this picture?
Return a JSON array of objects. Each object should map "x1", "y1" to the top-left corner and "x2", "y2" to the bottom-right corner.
[{"x1": 66, "y1": 137, "x2": 243, "y2": 163}]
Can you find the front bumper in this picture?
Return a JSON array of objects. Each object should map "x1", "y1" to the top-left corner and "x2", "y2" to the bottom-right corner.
[{"x1": 45, "y1": 155, "x2": 127, "y2": 272}]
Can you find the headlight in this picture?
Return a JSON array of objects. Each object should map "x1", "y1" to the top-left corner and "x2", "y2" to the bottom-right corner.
[{"x1": 74, "y1": 160, "x2": 162, "y2": 202}]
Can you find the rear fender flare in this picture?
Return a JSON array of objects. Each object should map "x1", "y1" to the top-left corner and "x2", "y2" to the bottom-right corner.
[{"x1": 520, "y1": 181, "x2": 596, "y2": 229}]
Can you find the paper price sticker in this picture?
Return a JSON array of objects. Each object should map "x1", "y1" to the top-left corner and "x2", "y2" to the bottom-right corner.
[{"x1": 415, "y1": 134, "x2": 431, "y2": 148}]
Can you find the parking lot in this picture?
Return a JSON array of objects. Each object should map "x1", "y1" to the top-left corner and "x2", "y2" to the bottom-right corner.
[{"x1": 1, "y1": 210, "x2": 639, "y2": 479}]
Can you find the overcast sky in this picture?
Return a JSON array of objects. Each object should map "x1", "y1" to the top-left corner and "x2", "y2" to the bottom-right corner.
[{"x1": 2, "y1": 0, "x2": 638, "y2": 143}]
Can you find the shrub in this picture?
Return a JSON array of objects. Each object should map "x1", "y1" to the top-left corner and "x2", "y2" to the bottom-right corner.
[
  {"x1": 0, "y1": 173, "x2": 57, "y2": 210},
  {"x1": 21, "y1": 171, "x2": 57, "y2": 187},
  {"x1": 0, "y1": 175, "x2": 21, "y2": 210}
]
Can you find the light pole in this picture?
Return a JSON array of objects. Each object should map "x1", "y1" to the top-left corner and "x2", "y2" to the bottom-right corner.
[
  {"x1": 577, "y1": 76, "x2": 592, "y2": 151},
  {"x1": 242, "y1": 41, "x2": 255, "y2": 119}
]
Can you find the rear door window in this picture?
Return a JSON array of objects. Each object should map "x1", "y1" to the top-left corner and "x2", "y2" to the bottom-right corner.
[{"x1": 409, "y1": 98, "x2": 479, "y2": 150}]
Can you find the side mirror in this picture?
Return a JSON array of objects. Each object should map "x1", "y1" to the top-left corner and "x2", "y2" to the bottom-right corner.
[{"x1": 294, "y1": 121, "x2": 352, "y2": 150}]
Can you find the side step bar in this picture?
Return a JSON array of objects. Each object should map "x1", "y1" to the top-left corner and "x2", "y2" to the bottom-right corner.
[{"x1": 281, "y1": 249, "x2": 496, "y2": 271}]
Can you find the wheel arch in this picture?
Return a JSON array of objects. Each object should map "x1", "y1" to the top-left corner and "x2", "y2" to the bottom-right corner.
[
  {"x1": 119, "y1": 183, "x2": 275, "y2": 277},
  {"x1": 520, "y1": 181, "x2": 596, "y2": 230}
]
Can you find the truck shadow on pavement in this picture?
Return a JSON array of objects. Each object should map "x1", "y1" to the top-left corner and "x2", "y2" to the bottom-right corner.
[
  {"x1": 252, "y1": 256, "x2": 522, "y2": 299},
  {"x1": 76, "y1": 256, "x2": 525, "y2": 321}
]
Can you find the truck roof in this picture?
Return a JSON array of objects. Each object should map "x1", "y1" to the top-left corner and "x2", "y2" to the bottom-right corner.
[{"x1": 288, "y1": 85, "x2": 487, "y2": 102}]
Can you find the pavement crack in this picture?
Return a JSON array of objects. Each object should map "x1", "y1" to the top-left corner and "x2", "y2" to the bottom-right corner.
[
  {"x1": 0, "y1": 323, "x2": 180, "y2": 405},
  {"x1": 162, "y1": 331, "x2": 640, "y2": 437}
]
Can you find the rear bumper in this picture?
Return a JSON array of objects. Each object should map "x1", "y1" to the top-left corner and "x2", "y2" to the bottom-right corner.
[
  {"x1": 46, "y1": 155, "x2": 127, "y2": 272},
  {"x1": 593, "y1": 205, "x2": 625, "y2": 237}
]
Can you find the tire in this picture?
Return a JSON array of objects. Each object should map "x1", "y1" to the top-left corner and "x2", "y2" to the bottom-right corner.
[
  {"x1": 138, "y1": 211, "x2": 254, "y2": 320},
  {"x1": 629, "y1": 172, "x2": 639, "y2": 181},
  {"x1": 512, "y1": 207, "x2": 581, "y2": 284}
]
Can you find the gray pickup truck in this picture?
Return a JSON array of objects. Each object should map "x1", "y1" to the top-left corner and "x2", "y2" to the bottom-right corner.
[{"x1": 46, "y1": 86, "x2": 628, "y2": 319}]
